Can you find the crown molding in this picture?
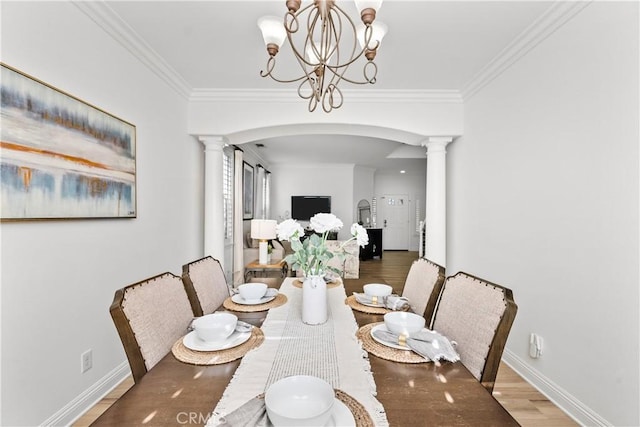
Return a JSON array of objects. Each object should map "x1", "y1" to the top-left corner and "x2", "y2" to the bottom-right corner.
[
  {"x1": 73, "y1": 1, "x2": 461, "y2": 107},
  {"x1": 73, "y1": 1, "x2": 192, "y2": 100},
  {"x1": 461, "y1": 1, "x2": 592, "y2": 100},
  {"x1": 189, "y1": 88, "x2": 463, "y2": 104},
  {"x1": 74, "y1": 0, "x2": 586, "y2": 106}
]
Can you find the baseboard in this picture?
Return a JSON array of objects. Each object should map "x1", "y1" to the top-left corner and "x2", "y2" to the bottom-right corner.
[
  {"x1": 502, "y1": 349, "x2": 610, "y2": 426},
  {"x1": 40, "y1": 361, "x2": 131, "y2": 427}
]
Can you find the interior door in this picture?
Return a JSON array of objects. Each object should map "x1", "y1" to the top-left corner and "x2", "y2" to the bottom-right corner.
[{"x1": 379, "y1": 194, "x2": 409, "y2": 250}]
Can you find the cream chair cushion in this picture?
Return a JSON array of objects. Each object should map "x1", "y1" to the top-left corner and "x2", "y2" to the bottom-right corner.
[
  {"x1": 121, "y1": 273, "x2": 193, "y2": 372},
  {"x1": 182, "y1": 256, "x2": 230, "y2": 315},
  {"x1": 401, "y1": 258, "x2": 445, "y2": 322},
  {"x1": 432, "y1": 272, "x2": 512, "y2": 382}
]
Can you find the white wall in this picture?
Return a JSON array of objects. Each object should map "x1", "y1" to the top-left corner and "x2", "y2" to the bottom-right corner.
[
  {"x1": 1, "y1": 2, "x2": 203, "y2": 425},
  {"x1": 448, "y1": 2, "x2": 639, "y2": 425}
]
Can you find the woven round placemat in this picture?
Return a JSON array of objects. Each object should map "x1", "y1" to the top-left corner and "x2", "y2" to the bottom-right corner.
[
  {"x1": 250, "y1": 389, "x2": 374, "y2": 427},
  {"x1": 356, "y1": 323, "x2": 428, "y2": 364},
  {"x1": 171, "y1": 327, "x2": 264, "y2": 365},
  {"x1": 345, "y1": 295, "x2": 390, "y2": 314},
  {"x1": 222, "y1": 293, "x2": 287, "y2": 312},
  {"x1": 334, "y1": 389, "x2": 375, "y2": 427},
  {"x1": 292, "y1": 278, "x2": 343, "y2": 289}
]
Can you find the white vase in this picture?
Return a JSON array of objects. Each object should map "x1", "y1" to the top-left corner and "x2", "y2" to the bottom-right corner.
[{"x1": 302, "y1": 274, "x2": 328, "y2": 325}]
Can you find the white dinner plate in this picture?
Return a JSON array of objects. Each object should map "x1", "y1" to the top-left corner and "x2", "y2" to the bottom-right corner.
[
  {"x1": 326, "y1": 398, "x2": 355, "y2": 427},
  {"x1": 183, "y1": 330, "x2": 251, "y2": 352},
  {"x1": 359, "y1": 300, "x2": 385, "y2": 308},
  {"x1": 370, "y1": 324, "x2": 411, "y2": 351},
  {"x1": 231, "y1": 293, "x2": 276, "y2": 305}
]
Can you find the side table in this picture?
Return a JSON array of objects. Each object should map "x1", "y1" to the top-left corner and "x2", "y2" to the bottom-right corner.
[{"x1": 244, "y1": 259, "x2": 289, "y2": 283}]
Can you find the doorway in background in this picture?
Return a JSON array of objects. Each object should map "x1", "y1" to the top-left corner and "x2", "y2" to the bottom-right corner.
[{"x1": 379, "y1": 194, "x2": 409, "y2": 250}]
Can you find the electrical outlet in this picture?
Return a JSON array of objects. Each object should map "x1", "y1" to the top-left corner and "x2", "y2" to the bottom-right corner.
[
  {"x1": 81, "y1": 349, "x2": 93, "y2": 373},
  {"x1": 529, "y1": 333, "x2": 543, "y2": 359}
]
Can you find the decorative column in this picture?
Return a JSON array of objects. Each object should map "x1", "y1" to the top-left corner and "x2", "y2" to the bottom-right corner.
[
  {"x1": 199, "y1": 136, "x2": 226, "y2": 262},
  {"x1": 422, "y1": 137, "x2": 453, "y2": 267}
]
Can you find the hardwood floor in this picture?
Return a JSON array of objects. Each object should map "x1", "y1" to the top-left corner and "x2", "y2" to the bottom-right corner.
[{"x1": 73, "y1": 251, "x2": 577, "y2": 427}]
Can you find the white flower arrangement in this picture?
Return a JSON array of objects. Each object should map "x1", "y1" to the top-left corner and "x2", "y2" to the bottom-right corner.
[{"x1": 276, "y1": 213, "x2": 369, "y2": 277}]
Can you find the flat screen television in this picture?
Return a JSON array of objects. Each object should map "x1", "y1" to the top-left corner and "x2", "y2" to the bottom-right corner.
[{"x1": 291, "y1": 196, "x2": 331, "y2": 221}]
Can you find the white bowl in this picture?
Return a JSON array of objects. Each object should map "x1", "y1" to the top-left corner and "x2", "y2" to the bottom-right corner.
[
  {"x1": 238, "y1": 282, "x2": 268, "y2": 303},
  {"x1": 192, "y1": 312, "x2": 237, "y2": 343},
  {"x1": 265, "y1": 375, "x2": 335, "y2": 427},
  {"x1": 384, "y1": 312, "x2": 426, "y2": 337},
  {"x1": 363, "y1": 283, "x2": 392, "y2": 297}
]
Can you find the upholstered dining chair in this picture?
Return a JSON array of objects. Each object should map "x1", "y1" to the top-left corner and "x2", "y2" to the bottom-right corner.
[
  {"x1": 400, "y1": 257, "x2": 446, "y2": 326},
  {"x1": 181, "y1": 255, "x2": 230, "y2": 317},
  {"x1": 431, "y1": 272, "x2": 518, "y2": 392},
  {"x1": 110, "y1": 272, "x2": 194, "y2": 383}
]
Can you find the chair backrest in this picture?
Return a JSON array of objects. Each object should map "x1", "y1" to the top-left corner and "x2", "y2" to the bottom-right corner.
[
  {"x1": 401, "y1": 257, "x2": 445, "y2": 326},
  {"x1": 431, "y1": 272, "x2": 518, "y2": 392},
  {"x1": 181, "y1": 256, "x2": 230, "y2": 317},
  {"x1": 110, "y1": 272, "x2": 194, "y2": 383}
]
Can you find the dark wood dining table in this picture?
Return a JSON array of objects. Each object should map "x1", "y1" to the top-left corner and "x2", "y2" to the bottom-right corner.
[{"x1": 92, "y1": 281, "x2": 519, "y2": 426}]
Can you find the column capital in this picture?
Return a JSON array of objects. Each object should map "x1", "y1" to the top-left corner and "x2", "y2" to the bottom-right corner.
[
  {"x1": 198, "y1": 135, "x2": 227, "y2": 150},
  {"x1": 421, "y1": 136, "x2": 454, "y2": 154}
]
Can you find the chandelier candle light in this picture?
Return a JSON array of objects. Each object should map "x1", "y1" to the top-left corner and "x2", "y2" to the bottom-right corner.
[
  {"x1": 258, "y1": 0, "x2": 387, "y2": 113},
  {"x1": 251, "y1": 219, "x2": 278, "y2": 265},
  {"x1": 276, "y1": 213, "x2": 369, "y2": 324}
]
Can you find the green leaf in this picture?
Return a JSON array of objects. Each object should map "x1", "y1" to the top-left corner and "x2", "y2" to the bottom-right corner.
[
  {"x1": 308, "y1": 233, "x2": 322, "y2": 246},
  {"x1": 291, "y1": 239, "x2": 304, "y2": 252}
]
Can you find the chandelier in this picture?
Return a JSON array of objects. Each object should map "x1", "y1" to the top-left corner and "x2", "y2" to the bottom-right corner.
[{"x1": 258, "y1": 0, "x2": 387, "y2": 113}]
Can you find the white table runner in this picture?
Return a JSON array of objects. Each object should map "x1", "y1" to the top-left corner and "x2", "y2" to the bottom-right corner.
[{"x1": 208, "y1": 278, "x2": 389, "y2": 426}]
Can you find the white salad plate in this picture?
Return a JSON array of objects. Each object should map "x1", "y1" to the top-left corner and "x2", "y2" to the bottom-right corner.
[
  {"x1": 325, "y1": 398, "x2": 355, "y2": 426},
  {"x1": 183, "y1": 330, "x2": 251, "y2": 352},
  {"x1": 355, "y1": 293, "x2": 385, "y2": 308},
  {"x1": 370, "y1": 324, "x2": 411, "y2": 351},
  {"x1": 231, "y1": 294, "x2": 276, "y2": 305}
]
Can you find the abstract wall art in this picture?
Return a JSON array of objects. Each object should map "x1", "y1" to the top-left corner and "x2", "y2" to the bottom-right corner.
[{"x1": 1, "y1": 63, "x2": 136, "y2": 220}]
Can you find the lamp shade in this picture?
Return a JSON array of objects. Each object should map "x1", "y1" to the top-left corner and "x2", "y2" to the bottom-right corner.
[
  {"x1": 354, "y1": 0, "x2": 383, "y2": 13},
  {"x1": 257, "y1": 16, "x2": 287, "y2": 48},
  {"x1": 251, "y1": 219, "x2": 277, "y2": 240}
]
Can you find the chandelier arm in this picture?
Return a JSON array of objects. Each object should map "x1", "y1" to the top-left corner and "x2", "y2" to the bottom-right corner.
[
  {"x1": 284, "y1": 3, "x2": 315, "y2": 34},
  {"x1": 363, "y1": 61, "x2": 378, "y2": 84},
  {"x1": 260, "y1": 56, "x2": 317, "y2": 84},
  {"x1": 326, "y1": 23, "x2": 373, "y2": 71},
  {"x1": 291, "y1": 37, "x2": 323, "y2": 94},
  {"x1": 321, "y1": 84, "x2": 343, "y2": 113},
  {"x1": 306, "y1": 10, "x2": 323, "y2": 66},
  {"x1": 325, "y1": 7, "x2": 343, "y2": 65},
  {"x1": 322, "y1": 60, "x2": 378, "y2": 85},
  {"x1": 285, "y1": 11, "x2": 322, "y2": 68},
  {"x1": 265, "y1": 74, "x2": 318, "y2": 84}
]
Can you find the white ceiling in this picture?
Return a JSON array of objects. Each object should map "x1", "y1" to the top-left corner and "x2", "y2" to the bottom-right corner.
[{"x1": 104, "y1": 0, "x2": 554, "y2": 173}]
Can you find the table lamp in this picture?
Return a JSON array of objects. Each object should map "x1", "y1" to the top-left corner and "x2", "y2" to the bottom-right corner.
[{"x1": 251, "y1": 219, "x2": 277, "y2": 265}]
